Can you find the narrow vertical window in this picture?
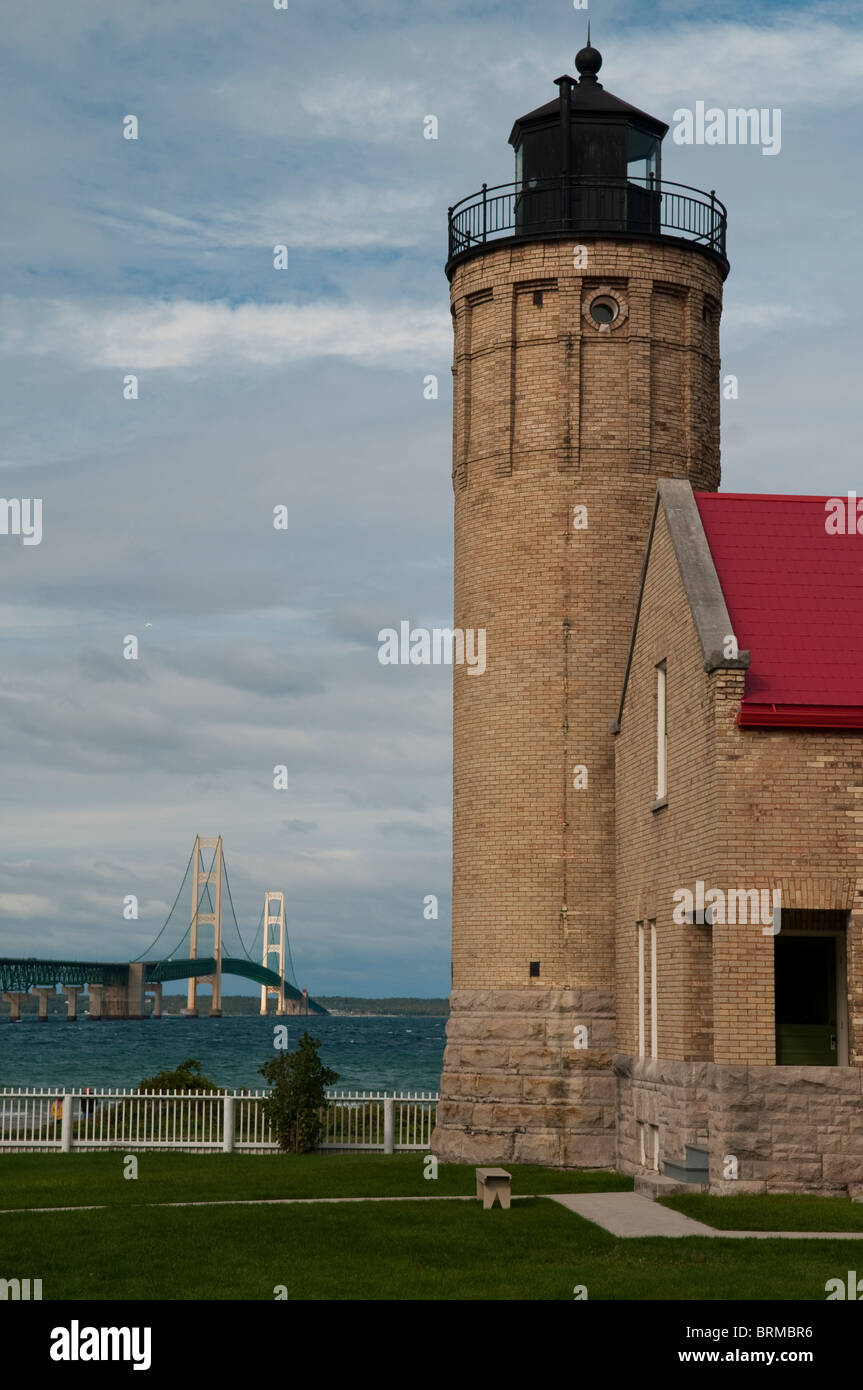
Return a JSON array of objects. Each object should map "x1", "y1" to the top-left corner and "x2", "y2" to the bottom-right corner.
[
  {"x1": 637, "y1": 922, "x2": 645, "y2": 1059},
  {"x1": 650, "y1": 1124, "x2": 659, "y2": 1171},
  {"x1": 656, "y1": 661, "x2": 667, "y2": 800},
  {"x1": 649, "y1": 920, "x2": 658, "y2": 1060}
]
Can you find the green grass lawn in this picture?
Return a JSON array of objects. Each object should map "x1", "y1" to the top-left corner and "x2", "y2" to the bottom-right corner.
[
  {"x1": 0, "y1": 1152, "x2": 631, "y2": 1209},
  {"x1": 662, "y1": 1192, "x2": 863, "y2": 1233},
  {"x1": 0, "y1": 1154, "x2": 855, "y2": 1300},
  {"x1": 0, "y1": 1197, "x2": 855, "y2": 1300}
]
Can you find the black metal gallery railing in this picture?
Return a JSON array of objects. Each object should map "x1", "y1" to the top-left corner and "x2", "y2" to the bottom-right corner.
[{"x1": 447, "y1": 176, "x2": 727, "y2": 264}]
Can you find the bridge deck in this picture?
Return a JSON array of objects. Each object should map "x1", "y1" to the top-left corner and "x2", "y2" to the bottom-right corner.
[{"x1": 0, "y1": 957, "x2": 326, "y2": 1014}]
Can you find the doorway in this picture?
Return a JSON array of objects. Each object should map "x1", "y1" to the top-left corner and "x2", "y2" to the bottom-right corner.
[{"x1": 774, "y1": 932, "x2": 847, "y2": 1066}]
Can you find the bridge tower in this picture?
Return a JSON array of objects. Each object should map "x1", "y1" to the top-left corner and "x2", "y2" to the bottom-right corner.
[
  {"x1": 260, "y1": 891, "x2": 287, "y2": 1015},
  {"x1": 184, "y1": 835, "x2": 224, "y2": 1018}
]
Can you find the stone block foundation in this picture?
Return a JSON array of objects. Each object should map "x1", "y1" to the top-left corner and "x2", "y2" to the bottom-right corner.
[
  {"x1": 616, "y1": 1054, "x2": 863, "y2": 1194},
  {"x1": 432, "y1": 988, "x2": 617, "y2": 1167}
]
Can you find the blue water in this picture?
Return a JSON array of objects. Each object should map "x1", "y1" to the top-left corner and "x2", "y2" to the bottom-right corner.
[{"x1": 0, "y1": 1016, "x2": 447, "y2": 1093}]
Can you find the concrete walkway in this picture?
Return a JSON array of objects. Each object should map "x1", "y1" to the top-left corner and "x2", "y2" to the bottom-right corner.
[
  {"x1": 0, "y1": 1195, "x2": 512, "y2": 1215},
  {"x1": 551, "y1": 1192, "x2": 717, "y2": 1236},
  {"x1": 550, "y1": 1192, "x2": 863, "y2": 1239}
]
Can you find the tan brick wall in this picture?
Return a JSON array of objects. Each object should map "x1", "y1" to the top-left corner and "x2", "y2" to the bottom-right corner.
[
  {"x1": 437, "y1": 234, "x2": 725, "y2": 1163},
  {"x1": 712, "y1": 676, "x2": 863, "y2": 1065},
  {"x1": 616, "y1": 505, "x2": 863, "y2": 1070},
  {"x1": 614, "y1": 506, "x2": 718, "y2": 1063},
  {"x1": 450, "y1": 240, "x2": 724, "y2": 997}
]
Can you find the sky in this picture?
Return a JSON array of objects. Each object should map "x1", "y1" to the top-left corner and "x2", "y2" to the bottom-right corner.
[{"x1": 0, "y1": 0, "x2": 861, "y2": 997}]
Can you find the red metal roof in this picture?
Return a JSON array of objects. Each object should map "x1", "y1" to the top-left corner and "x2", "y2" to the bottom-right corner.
[{"x1": 694, "y1": 491, "x2": 863, "y2": 729}]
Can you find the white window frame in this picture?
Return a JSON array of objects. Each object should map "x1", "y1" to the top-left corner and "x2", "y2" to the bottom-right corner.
[
  {"x1": 638, "y1": 1121, "x2": 660, "y2": 1171},
  {"x1": 638, "y1": 920, "x2": 658, "y2": 1061},
  {"x1": 637, "y1": 922, "x2": 645, "y2": 1059},
  {"x1": 649, "y1": 920, "x2": 658, "y2": 1060},
  {"x1": 656, "y1": 662, "x2": 667, "y2": 800}
]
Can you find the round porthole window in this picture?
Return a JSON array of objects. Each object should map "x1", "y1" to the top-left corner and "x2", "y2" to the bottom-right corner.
[
  {"x1": 590, "y1": 296, "x2": 618, "y2": 326},
  {"x1": 581, "y1": 287, "x2": 628, "y2": 332}
]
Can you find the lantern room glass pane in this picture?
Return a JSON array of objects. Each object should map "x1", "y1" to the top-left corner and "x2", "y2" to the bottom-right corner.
[{"x1": 626, "y1": 128, "x2": 658, "y2": 185}]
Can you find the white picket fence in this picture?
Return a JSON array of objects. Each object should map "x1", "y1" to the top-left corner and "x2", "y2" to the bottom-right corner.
[{"x1": 0, "y1": 1087, "x2": 438, "y2": 1154}]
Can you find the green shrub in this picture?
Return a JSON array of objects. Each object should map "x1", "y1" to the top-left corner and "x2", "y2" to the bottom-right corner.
[
  {"x1": 259, "y1": 1033, "x2": 339, "y2": 1153},
  {"x1": 138, "y1": 1058, "x2": 223, "y2": 1094}
]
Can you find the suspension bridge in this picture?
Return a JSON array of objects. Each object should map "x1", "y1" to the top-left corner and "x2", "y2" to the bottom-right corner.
[{"x1": 0, "y1": 836, "x2": 327, "y2": 1020}]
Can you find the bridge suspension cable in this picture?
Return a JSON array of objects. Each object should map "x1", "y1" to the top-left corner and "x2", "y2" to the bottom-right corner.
[
  {"x1": 283, "y1": 921, "x2": 299, "y2": 991},
  {"x1": 247, "y1": 902, "x2": 265, "y2": 964},
  {"x1": 221, "y1": 858, "x2": 254, "y2": 960},
  {"x1": 132, "y1": 843, "x2": 195, "y2": 962}
]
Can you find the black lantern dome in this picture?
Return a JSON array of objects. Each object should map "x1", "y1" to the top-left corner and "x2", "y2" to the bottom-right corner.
[
  {"x1": 445, "y1": 40, "x2": 727, "y2": 276},
  {"x1": 509, "y1": 42, "x2": 667, "y2": 227}
]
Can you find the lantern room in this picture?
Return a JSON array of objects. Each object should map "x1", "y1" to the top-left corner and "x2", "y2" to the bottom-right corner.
[{"x1": 508, "y1": 40, "x2": 668, "y2": 236}]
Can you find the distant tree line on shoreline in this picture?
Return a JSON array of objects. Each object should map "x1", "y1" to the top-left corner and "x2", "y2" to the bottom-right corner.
[
  {"x1": 0, "y1": 994, "x2": 449, "y2": 1018},
  {"x1": 314, "y1": 997, "x2": 448, "y2": 1016}
]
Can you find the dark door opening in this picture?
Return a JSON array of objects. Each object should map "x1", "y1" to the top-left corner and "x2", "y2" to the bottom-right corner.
[{"x1": 774, "y1": 935, "x2": 838, "y2": 1066}]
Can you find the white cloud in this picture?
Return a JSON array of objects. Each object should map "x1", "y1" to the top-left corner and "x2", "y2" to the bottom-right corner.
[
  {"x1": 298, "y1": 79, "x2": 424, "y2": 141},
  {"x1": 0, "y1": 296, "x2": 451, "y2": 371},
  {"x1": 628, "y1": 21, "x2": 863, "y2": 110},
  {"x1": 721, "y1": 301, "x2": 834, "y2": 340},
  {"x1": 0, "y1": 893, "x2": 52, "y2": 918},
  {"x1": 93, "y1": 185, "x2": 436, "y2": 252},
  {"x1": 212, "y1": 20, "x2": 863, "y2": 152},
  {"x1": 153, "y1": 20, "x2": 863, "y2": 155}
]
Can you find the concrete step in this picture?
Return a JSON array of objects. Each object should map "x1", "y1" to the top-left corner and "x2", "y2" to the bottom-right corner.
[
  {"x1": 663, "y1": 1158, "x2": 709, "y2": 1185},
  {"x1": 635, "y1": 1172, "x2": 707, "y2": 1199}
]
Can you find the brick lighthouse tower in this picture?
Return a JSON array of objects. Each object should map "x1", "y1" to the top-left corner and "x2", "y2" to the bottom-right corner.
[{"x1": 433, "y1": 41, "x2": 729, "y2": 1166}]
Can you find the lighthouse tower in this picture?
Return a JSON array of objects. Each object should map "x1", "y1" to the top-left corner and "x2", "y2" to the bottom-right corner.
[{"x1": 433, "y1": 42, "x2": 729, "y2": 1166}]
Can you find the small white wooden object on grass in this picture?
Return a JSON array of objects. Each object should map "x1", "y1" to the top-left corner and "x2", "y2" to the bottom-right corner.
[{"x1": 475, "y1": 1166, "x2": 512, "y2": 1210}]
